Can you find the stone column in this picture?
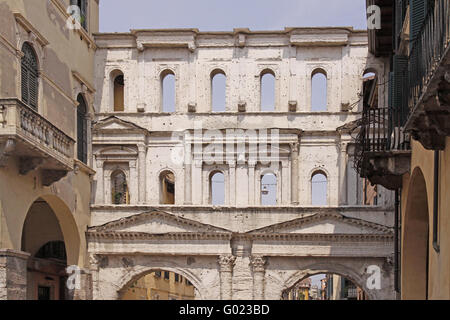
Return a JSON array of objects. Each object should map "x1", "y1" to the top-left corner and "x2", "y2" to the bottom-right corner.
[
  {"x1": 281, "y1": 160, "x2": 290, "y2": 205},
  {"x1": 339, "y1": 141, "x2": 348, "y2": 205},
  {"x1": 0, "y1": 249, "x2": 30, "y2": 300},
  {"x1": 95, "y1": 159, "x2": 104, "y2": 204},
  {"x1": 136, "y1": 47, "x2": 147, "y2": 112},
  {"x1": 228, "y1": 161, "x2": 236, "y2": 206},
  {"x1": 104, "y1": 171, "x2": 111, "y2": 204},
  {"x1": 192, "y1": 159, "x2": 202, "y2": 204},
  {"x1": 218, "y1": 255, "x2": 236, "y2": 300},
  {"x1": 137, "y1": 144, "x2": 147, "y2": 204},
  {"x1": 250, "y1": 255, "x2": 266, "y2": 300},
  {"x1": 184, "y1": 137, "x2": 192, "y2": 205},
  {"x1": 290, "y1": 143, "x2": 299, "y2": 205},
  {"x1": 248, "y1": 161, "x2": 256, "y2": 205},
  {"x1": 129, "y1": 160, "x2": 138, "y2": 204}
]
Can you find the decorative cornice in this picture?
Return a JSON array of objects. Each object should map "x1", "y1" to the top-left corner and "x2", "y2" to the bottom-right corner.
[
  {"x1": 246, "y1": 211, "x2": 393, "y2": 235},
  {"x1": 88, "y1": 210, "x2": 233, "y2": 234},
  {"x1": 14, "y1": 12, "x2": 49, "y2": 47}
]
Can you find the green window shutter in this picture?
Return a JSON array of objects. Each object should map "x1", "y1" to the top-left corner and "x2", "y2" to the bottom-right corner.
[
  {"x1": 410, "y1": 0, "x2": 427, "y2": 43},
  {"x1": 393, "y1": 55, "x2": 409, "y2": 125}
]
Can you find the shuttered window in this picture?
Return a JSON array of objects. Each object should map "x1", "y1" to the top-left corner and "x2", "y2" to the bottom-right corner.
[
  {"x1": 77, "y1": 94, "x2": 88, "y2": 163},
  {"x1": 21, "y1": 42, "x2": 39, "y2": 110}
]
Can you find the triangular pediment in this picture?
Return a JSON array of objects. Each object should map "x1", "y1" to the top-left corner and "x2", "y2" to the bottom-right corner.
[
  {"x1": 89, "y1": 210, "x2": 232, "y2": 234},
  {"x1": 93, "y1": 116, "x2": 149, "y2": 133},
  {"x1": 247, "y1": 212, "x2": 393, "y2": 235}
]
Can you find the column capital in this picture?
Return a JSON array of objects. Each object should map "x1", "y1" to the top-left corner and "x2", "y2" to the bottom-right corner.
[
  {"x1": 227, "y1": 160, "x2": 236, "y2": 168},
  {"x1": 289, "y1": 142, "x2": 299, "y2": 153},
  {"x1": 248, "y1": 160, "x2": 256, "y2": 168},
  {"x1": 137, "y1": 144, "x2": 147, "y2": 153},
  {"x1": 218, "y1": 255, "x2": 236, "y2": 272},
  {"x1": 250, "y1": 255, "x2": 267, "y2": 273}
]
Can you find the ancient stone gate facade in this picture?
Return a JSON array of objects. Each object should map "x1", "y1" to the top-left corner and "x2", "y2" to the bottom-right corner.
[{"x1": 89, "y1": 27, "x2": 395, "y2": 300}]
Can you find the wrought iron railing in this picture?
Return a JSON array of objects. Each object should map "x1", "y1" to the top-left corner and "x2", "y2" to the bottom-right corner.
[
  {"x1": 354, "y1": 105, "x2": 410, "y2": 176},
  {"x1": 409, "y1": 0, "x2": 450, "y2": 110}
]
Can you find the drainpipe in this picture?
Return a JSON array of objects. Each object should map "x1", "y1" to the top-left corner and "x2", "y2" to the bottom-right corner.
[{"x1": 433, "y1": 150, "x2": 440, "y2": 253}]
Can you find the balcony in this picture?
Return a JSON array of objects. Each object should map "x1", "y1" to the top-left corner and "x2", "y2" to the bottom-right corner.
[
  {"x1": 405, "y1": 0, "x2": 450, "y2": 150},
  {"x1": 0, "y1": 98, "x2": 75, "y2": 185},
  {"x1": 354, "y1": 79, "x2": 411, "y2": 190}
]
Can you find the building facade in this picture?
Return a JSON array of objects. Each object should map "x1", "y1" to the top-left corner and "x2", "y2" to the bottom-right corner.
[
  {"x1": 88, "y1": 27, "x2": 396, "y2": 300},
  {"x1": 0, "y1": 0, "x2": 98, "y2": 300},
  {"x1": 355, "y1": 0, "x2": 450, "y2": 299}
]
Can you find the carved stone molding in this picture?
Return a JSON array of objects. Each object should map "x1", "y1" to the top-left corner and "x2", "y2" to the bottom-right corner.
[
  {"x1": 250, "y1": 255, "x2": 267, "y2": 273},
  {"x1": 218, "y1": 255, "x2": 236, "y2": 272}
]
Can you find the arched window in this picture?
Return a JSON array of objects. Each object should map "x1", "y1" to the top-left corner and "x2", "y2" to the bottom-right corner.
[
  {"x1": 21, "y1": 42, "x2": 39, "y2": 109},
  {"x1": 76, "y1": 94, "x2": 88, "y2": 164},
  {"x1": 311, "y1": 69, "x2": 327, "y2": 112},
  {"x1": 161, "y1": 71, "x2": 175, "y2": 113},
  {"x1": 160, "y1": 170, "x2": 175, "y2": 204},
  {"x1": 261, "y1": 70, "x2": 275, "y2": 112},
  {"x1": 261, "y1": 173, "x2": 277, "y2": 205},
  {"x1": 311, "y1": 171, "x2": 328, "y2": 205},
  {"x1": 111, "y1": 170, "x2": 129, "y2": 204},
  {"x1": 211, "y1": 70, "x2": 226, "y2": 112},
  {"x1": 210, "y1": 171, "x2": 225, "y2": 205},
  {"x1": 113, "y1": 71, "x2": 125, "y2": 112}
]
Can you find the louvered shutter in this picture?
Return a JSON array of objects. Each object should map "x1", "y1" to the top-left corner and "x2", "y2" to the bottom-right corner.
[
  {"x1": 393, "y1": 55, "x2": 409, "y2": 126},
  {"x1": 410, "y1": 0, "x2": 427, "y2": 44},
  {"x1": 77, "y1": 95, "x2": 88, "y2": 164},
  {"x1": 21, "y1": 43, "x2": 38, "y2": 110}
]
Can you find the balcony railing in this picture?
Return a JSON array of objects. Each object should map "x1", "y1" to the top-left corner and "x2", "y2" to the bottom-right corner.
[
  {"x1": 409, "y1": 0, "x2": 450, "y2": 110},
  {"x1": 354, "y1": 106, "x2": 410, "y2": 179},
  {"x1": 0, "y1": 98, "x2": 74, "y2": 172}
]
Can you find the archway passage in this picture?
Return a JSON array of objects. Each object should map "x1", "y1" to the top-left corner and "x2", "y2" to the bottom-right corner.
[
  {"x1": 21, "y1": 198, "x2": 69, "y2": 300},
  {"x1": 121, "y1": 270, "x2": 196, "y2": 300},
  {"x1": 282, "y1": 273, "x2": 368, "y2": 300},
  {"x1": 402, "y1": 168, "x2": 430, "y2": 300}
]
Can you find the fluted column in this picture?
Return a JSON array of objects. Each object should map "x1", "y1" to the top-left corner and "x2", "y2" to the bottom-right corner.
[
  {"x1": 248, "y1": 161, "x2": 256, "y2": 205},
  {"x1": 228, "y1": 161, "x2": 236, "y2": 206},
  {"x1": 290, "y1": 143, "x2": 299, "y2": 205},
  {"x1": 281, "y1": 160, "x2": 290, "y2": 205},
  {"x1": 339, "y1": 141, "x2": 348, "y2": 205},
  {"x1": 137, "y1": 144, "x2": 147, "y2": 204},
  {"x1": 218, "y1": 255, "x2": 236, "y2": 300},
  {"x1": 184, "y1": 139, "x2": 192, "y2": 204},
  {"x1": 95, "y1": 159, "x2": 104, "y2": 204},
  {"x1": 250, "y1": 255, "x2": 267, "y2": 300}
]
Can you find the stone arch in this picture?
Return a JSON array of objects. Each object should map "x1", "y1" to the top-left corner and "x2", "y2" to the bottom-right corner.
[
  {"x1": 159, "y1": 169, "x2": 176, "y2": 204},
  {"x1": 209, "y1": 169, "x2": 225, "y2": 205},
  {"x1": 210, "y1": 68, "x2": 227, "y2": 112},
  {"x1": 311, "y1": 68, "x2": 328, "y2": 112},
  {"x1": 109, "y1": 69, "x2": 125, "y2": 112},
  {"x1": 310, "y1": 168, "x2": 329, "y2": 206},
  {"x1": 116, "y1": 265, "x2": 208, "y2": 300},
  {"x1": 21, "y1": 194, "x2": 81, "y2": 266},
  {"x1": 280, "y1": 262, "x2": 375, "y2": 300},
  {"x1": 402, "y1": 166, "x2": 430, "y2": 299}
]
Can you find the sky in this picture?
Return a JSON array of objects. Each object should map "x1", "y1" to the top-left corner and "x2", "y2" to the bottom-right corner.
[{"x1": 99, "y1": 0, "x2": 368, "y2": 32}]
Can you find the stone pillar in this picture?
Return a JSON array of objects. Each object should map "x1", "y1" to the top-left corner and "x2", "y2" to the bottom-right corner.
[
  {"x1": 290, "y1": 143, "x2": 299, "y2": 205},
  {"x1": 95, "y1": 159, "x2": 104, "y2": 204},
  {"x1": 248, "y1": 161, "x2": 256, "y2": 205},
  {"x1": 136, "y1": 47, "x2": 147, "y2": 112},
  {"x1": 250, "y1": 255, "x2": 266, "y2": 300},
  {"x1": 228, "y1": 161, "x2": 236, "y2": 206},
  {"x1": 192, "y1": 159, "x2": 202, "y2": 205},
  {"x1": 129, "y1": 160, "x2": 138, "y2": 204},
  {"x1": 137, "y1": 144, "x2": 147, "y2": 204},
  {"x1": 218, "y1": 255, "x2": 236, "y2": 300},
  {"x1": 339, "y1": 141, "x2": 348, "y2": 205},
  {"x1": 184, "y1": 136, "x2": 192, "y2": 205},
  {"x1": 104, "y1": 173, "x2": 111, "y2": 204},
  {"x1": 0, "y1": 249, "x2": 30, "y2": 300},
  {"x1": 281, "y1": 160, "x2": 290, "y2": 204}
]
